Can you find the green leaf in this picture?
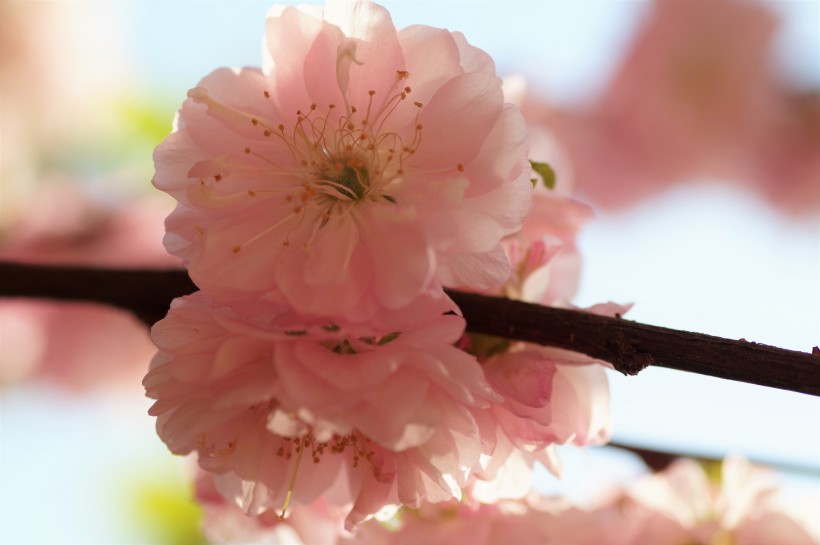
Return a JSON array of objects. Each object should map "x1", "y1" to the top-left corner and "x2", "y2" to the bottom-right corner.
[
  {"x1": 529, "y1": 160, "x2": 556, "y2": 190},
  {"x1": 466, "y1": 332, "x2": 510, "y2": 359},
  {"x1": 377, "y1": 331, "x2": 401, "y2": 345}
]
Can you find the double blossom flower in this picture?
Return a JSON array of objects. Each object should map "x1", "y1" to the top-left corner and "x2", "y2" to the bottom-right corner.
[
  {"x1": 153, "y1": 0, "x2": 532, "y2": 320},
  {"x1": 147, "y1": 0, "x2": 613, "y2": 531}
]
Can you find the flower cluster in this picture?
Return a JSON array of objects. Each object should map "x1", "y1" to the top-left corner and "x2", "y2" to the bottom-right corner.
[
  {"x1": 536, "y1": 0, "x2": 820, "y2": 214},
  {"x1": 197, "y1": 456, "x2": 820, "y2": 545},
  {"x1": 146, "y1": 0, "x2": 615, "y2": 532}
]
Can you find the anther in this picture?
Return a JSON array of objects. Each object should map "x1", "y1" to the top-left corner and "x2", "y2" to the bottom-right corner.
[
  {"x1": 404, "y1": 86, "x2": 411, "y2": 93},
  {"x1": 414, "y1": 101, "x2": 423, "y2": 108},
  {"x1": 233, "y1": 246, "x2": 241, "y2": 253},
  {"x1": 244, "y1": 147, "x2": 251, "y2": 154},
  {"x1": 214, "y1": 174, "x2": 222, "y2": 181},
  {"x1": 368, "y1": 90, "x2": 376, "y2": 96},
  {"x1": 251, "y1": 118, "x2": 258, "y2": 126},
  {"x1": 278, "y1": 124, "x2": 285, "y2": 132},
  {"x1": 263, "y1": 90, "x2": 270, "y2": 98},
  {"x1": 457, "y1": 163, "x2": 464, "y2": 172},
  {"x1": 264, "y1": 130, "x2": 271, "y2": 136}
]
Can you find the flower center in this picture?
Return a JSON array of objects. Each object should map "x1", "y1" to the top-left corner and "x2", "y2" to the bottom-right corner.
[
  {"x1": 316, "y1": 154, "x2": 371, "y2": 201},
  {"x1": 190, "y1": 70, "x2": 447, "y2": 254}
]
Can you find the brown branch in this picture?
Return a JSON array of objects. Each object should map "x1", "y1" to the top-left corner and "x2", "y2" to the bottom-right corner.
[
  {"x1": 447, "y1": 291, "x2": 820, "y2": 396},
  {"x1": 1, "y1": 260, "x2": 818, "y2": 397}
]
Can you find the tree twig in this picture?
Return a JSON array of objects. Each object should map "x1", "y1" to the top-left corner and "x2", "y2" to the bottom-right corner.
[{"x1": 1, "y1": 260, "x2": 818, "y2": 397}]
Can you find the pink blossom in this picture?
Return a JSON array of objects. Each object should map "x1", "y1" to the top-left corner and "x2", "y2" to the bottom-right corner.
[
  {"x1": 502, "y1": 75, "x2": 594, "y2": 304},
  {"x1": 547, "y1": 0, "x2": 779, "y2": 208},
  {"x1": 196, "y1": 471, "x2": 351, "y2": 544},
  {"x1": 0, "y1": 188, "x2": 177, "y2": 391},
  {"x1": 0, "y1": 2, "x2": 133, "y2": 229},
  {"x1": 154, "y1": 0, "x2": 531, "y2": 321},
  {"x1": 625, "y1": 456, "x2": 820, "y2": 544},
  {"x1": 145, "y1": 292, "x2": 498, "y2": 526},
  {"x1": 382, "y1": 457, "x2": 819, "y2": 545},
  {"x1": 459, "y1": 138, "x2": 619, "y2": 494},
  {"x1": 0, "y1": 185, "x2": 177, "y2": 268},
  {"x1": 749, "y1": 91, "x2": 820, "y2": 215},
  {"x1": 0, "y1": 301, "x2": 156, "y2": 392},
  {"x1": 468, "y1": 343, "x2": 612, "y2": 502}
]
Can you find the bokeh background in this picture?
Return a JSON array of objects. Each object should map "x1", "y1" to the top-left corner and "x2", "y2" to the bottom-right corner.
[{"x1": 1, "y1": 0, "x2": 818, "y2": 543}]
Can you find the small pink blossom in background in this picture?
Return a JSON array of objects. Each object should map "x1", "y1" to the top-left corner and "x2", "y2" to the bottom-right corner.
[
  {"x1": 201, "y1": 457, "x2": 818, "y2": 545},
  {"x1": 0, "y1": 186, "x2": 177, "y2": 391},
  {"x1": 539, "y1": 456, "x2": 820, "y2": 545},
  {"x1": 0, "y1": 184, "x2": 176, "y2": 268},
  {"x1": 145, "y1": 292, "x2": 501, "y2": 526},
  {"x1": 749, "y1": 91, "x2": 820, "y2": 215},
  {"x1": 0, "y1": 1, "x2": 134, "y2": 230},
  {"x1": 0, "y1": 301, "x2": 156, "y2": 392},
  {"x1": 154, "y1": 0, "x2": 532, "y2": 321},
  {"x1": 546, "y1": 0, "x2": 779, "y2": 209},
  {"x1": 625, "y1": 456, "x2": 820, "y2": 545}
]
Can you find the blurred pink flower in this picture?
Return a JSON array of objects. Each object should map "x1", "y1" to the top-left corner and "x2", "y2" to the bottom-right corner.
[
  {"x1": 0, "y1": 184, "x2": 176, "y2": 267},
  {"x1": 0, "y1": 2, "x2": 134, "y2": 228},
  {"x1": 547, "y1": 0, "x2": 779, "y2": 208},
  {"x1": 0, "y1": 187, "x2": 178, "y2": 391},
  {"x1": 145, "y1": 292, "x2": 499, "y2": 527},
  {"x1": 155, "y1": 0, "x2": 531, "y2": 321},
  {"x1": 540, "y1": 456, "x2": 820, "y2": 544},
  {"x1": 750, "y1": 91, "x2": 820, "y2": 215},
  {"x1": 0, "y1": 301, "x2": 156, "y2": 392},
  {"x1": 196, "y1": 471, "x2": 351, "y2": 545},
  {"x1": 625, "y1": 456, "x2": 820, "y2": 544},
  {"x1": 381, "y1": 457, "x2": 818, "y2": 545},
  {"x1": 351, "y1": 499, "x2": 558, "y2": 545}
]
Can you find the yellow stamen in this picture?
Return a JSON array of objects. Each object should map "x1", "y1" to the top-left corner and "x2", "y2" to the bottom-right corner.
[{"x1": 279, "y1": 439, "x2": 306, "y2": 519}]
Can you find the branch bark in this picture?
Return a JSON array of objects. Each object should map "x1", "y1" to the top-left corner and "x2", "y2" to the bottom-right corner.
[{"x1": 1, "y1": 260, "x2": 818, "y2": 397}]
